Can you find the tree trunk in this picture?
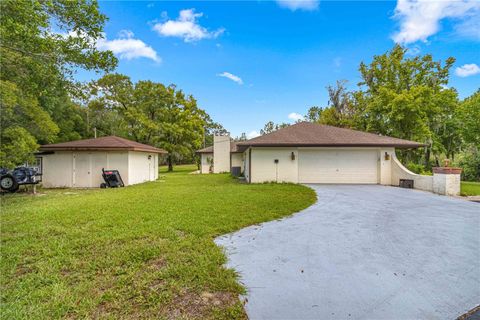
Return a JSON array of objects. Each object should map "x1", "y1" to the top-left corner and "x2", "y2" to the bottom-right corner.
[
  {"x1": 167, "y1": 155, "x2": 173, "y2": 172},
  {"x1": 424, "y1": 147, "x2": 431, "y2": 169}
]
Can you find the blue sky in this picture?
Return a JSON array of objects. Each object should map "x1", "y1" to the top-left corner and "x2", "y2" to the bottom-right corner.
[{"x1": 78, "y1": 0, "x2": 480, "y2": 138}]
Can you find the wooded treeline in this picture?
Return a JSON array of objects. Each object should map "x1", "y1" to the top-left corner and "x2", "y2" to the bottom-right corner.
[
  {"x1": 0, "y1": 0, "x2": 222, "y2": 171},
  {"x1": 255, "y1": 46, "x2": 479, "y2": 181}
]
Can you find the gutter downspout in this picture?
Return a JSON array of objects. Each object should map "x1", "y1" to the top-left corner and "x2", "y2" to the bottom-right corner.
[{"x1": 249, "y1": 148, "x2": 252, "y2": 183}]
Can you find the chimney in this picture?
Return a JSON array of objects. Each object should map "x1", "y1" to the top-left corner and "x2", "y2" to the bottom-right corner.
[{"x1": 213, "y1": 132, "x2": 231, "y2": 173}]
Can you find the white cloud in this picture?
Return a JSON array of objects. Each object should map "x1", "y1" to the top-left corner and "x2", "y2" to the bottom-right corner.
[
  {"x1": 217, "y1": 72, "x2": 243, "y2": 85},
  {"x1": 55, "y1": 30, "x2": 160, "y2": 62},
  {"x1": 288, "y1": 112, "x2": 305, "y2": 122},
  {"x1": 455, "y1": 63, "x2": 480, "y2": 77},
  {"x1": 152, "y1": 9, "x2": 224, "y2": 42},
  {"x1": 247, "y1": 130, "x2": 261, "y2": 139},
  {"x1": 97, "y1": 30, "x2": 160, "y2": 62},
  {"x1": 392, "y1": 0, "x2": 480, "y2": 44},
  {"x1": 276, "y1": 0, "x2": 318, "y2": 11}
]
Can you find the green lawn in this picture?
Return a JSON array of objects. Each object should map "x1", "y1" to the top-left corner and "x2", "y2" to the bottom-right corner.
[
  {"x1": 1, "y1": 165, "x2": 316, "y2": 319},
  {"x1": 461, "y1": 181, "x2": 480, "y2": 196}
]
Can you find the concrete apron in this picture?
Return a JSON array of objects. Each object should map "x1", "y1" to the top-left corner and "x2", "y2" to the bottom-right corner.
[{"x1": 215, "y1": 185, "x2": 480, "y2": 320}]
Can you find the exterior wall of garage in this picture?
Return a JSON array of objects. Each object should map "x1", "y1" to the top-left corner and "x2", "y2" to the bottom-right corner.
[
  {"x1": 41, "y1": 151, "x2": 75, "y2": 188},
  {"x1": 42, "y1": 151, "x2": 129, "y2": 188},
  {"x1": 250, "y1": 147, "x2": 299, "y2": 183},
  {"x1": 248, "y1": 147, "x2": 395, "y2": 184},
  {"x1": 128, "y1": 151, "x2": 158, "y2": 185},
  {"x1": 42, "y1": 150, "x2": 158, "y2": 188}
]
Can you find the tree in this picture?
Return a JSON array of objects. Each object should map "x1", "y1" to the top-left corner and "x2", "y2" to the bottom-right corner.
[
  {"x1": 259, "y1": 121, "x2": 290, "y2": 135},
  {"x1": 89, "y1": 74, "x2": 210, "y2": 171},
  {"x1": 305, "y1": 106, "x2": 323, "y2": 122},
  {"x1": 457, "y1": 90, "x2": 480, "y2": 147},
  {"x1": 454, "y1": 90, "x2": 480, "y2": 181},
  {"x1": 355, "y1": 45, "x2": 458, "y2": 166},
  {"x1": 0, "y1": 80, "x2": 58, "y2": 167},
  {"x1": 306, "y1": 81, "x2": 356, "y2": 128},
  {"x1": 260, "y1": 121, "x2": 276, "y2": 135},
  {"x1": 0, "y1": 0, "x2": 117, "y2": 167},
  {"x1": 234, "y1": 133, "x2": 247, "y2": 142}
]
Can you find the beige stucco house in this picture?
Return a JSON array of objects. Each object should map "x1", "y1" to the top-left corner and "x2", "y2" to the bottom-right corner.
[
  {"x1": 197, "y1": 122, "x2": 461, "y2": 195},
  {"x1": 38, "y1": 136, "x2": 167, "y2": 188}
]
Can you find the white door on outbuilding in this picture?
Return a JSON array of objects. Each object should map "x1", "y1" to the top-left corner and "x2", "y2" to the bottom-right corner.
[
  {"x1": 73, "y1": 152, "x2": 91, "y2": 187},
  {"x1": 73, "y1": 152, "x2": 109, "y2": 187},
  {"x1": 298, "y1": 149, "x2": 379, "y2": 184}
]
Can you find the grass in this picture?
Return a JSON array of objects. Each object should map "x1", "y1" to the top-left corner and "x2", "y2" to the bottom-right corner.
[
  {"x1": 1, "y1": 165, "x2": 316, "y2": 319},
  {"x1": 461, "y1": 181, "x2": 480, "y2": 196}
]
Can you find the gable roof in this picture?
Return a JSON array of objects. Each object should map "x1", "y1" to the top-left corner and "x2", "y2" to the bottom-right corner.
[
  {"x1": 237, "y1": 122, "x2": 424, "y2": 149},
  {"x1": 196, "y1": 141, "x2": 242, "y2": 154},
  {"x1": 39, "y1": 136, "x2": 167, "y2": 154}
]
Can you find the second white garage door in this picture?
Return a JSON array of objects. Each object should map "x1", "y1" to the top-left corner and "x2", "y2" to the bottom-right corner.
[{"x1": 298, "y1": 149, "x2": 379, "y2": 184}]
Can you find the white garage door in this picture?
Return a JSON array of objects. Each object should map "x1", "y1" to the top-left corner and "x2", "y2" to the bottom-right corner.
[{"x1": 298, "y1": 149, "x2": 379, "y2": 184}]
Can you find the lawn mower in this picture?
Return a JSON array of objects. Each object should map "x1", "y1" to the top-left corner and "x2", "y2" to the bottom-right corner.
[
  {"x1": 0, "y1": 166, "x2": 40, "y2": 193},
  {"x1": 100, "y1": 168, "x2": 124, "y2": 188}
]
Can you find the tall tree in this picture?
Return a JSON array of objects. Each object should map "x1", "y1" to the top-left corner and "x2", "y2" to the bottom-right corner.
[
  {"x1": 0, "y1": 0, "x2": 116, "y2": 167},
  {"x1": 457, "y1": 90, "x2": 480, "y2": 147},
  {"x1": 89, "y1": 74, "x2": 210, "y2": 171},
  {"x1": 306, "y1": 81, "x2": 356, "y2": 128},
  {"x1": 259, "y1": 121, "x2": 290, "y2": 135},
  {"x1": 355, "y1": 45, "x2": 458, "y2": 165},
  {"x1": 305, "y1": 106, "x2": 323, "y2": 122}
]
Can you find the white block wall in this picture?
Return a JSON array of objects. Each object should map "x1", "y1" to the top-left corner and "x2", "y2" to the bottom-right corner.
[{"x1": 391, "y1": 154, "x2": 433, "y2": 192}]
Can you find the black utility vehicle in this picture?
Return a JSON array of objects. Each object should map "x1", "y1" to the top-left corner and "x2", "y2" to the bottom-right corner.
[{"x1": 0, "y1": 167, "x2": 40, "y2": 192}]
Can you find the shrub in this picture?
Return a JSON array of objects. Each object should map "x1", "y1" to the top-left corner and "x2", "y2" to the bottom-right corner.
[{"x1": 454, "y1": 148, "x2": 480, "y2": 181}]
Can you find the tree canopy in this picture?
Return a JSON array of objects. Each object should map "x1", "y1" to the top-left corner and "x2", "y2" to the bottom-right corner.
[
  {"x1": 306, "y1": 45, "x2": 478, "y2": 176},
  {"x1": 0, "y1": 0, "x2": 116, "y2": 167},
  {"x1": 87, "y1": 74, "x2": 215, "y2": 171}
]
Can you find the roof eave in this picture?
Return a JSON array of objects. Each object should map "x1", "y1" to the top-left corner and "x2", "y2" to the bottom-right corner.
[
  {"x1": 237, "y1": 143, "x2": 425, "y2": 149},
  {"x1": 39, "y1": 146, "x2": 167, "y2": 154}
]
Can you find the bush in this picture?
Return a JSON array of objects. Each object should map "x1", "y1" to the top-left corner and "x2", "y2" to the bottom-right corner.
[
  {"x1": 406, "y1": 162, "x2": 432, "y2": 175},
  {"x1": 454, "y1": 148, "x2": 480, "y2": 181}
]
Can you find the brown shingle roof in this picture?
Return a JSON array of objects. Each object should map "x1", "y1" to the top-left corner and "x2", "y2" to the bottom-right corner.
[
  {"x1": 40, "y1": 136, "x2": 167, "y2": 154},
  {"x1": 196, "y1": 141, "x2": 241, "y2": 153},
  {"x1": 237, "y1": 122, "x2": 424, "y2": 149}
]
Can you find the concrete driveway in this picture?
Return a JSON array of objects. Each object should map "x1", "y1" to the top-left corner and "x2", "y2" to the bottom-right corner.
[{"x1": 215, "y1": 185, "x2": 480, "y2": 319}]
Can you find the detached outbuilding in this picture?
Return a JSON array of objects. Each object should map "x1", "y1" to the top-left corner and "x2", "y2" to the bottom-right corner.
[{"x1": 38, "y1": 136, "x2": 167, "y2": 188}]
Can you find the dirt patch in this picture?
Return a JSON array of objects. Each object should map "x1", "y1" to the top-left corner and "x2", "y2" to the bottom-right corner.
[
  {"x1": 146, "y1": 257, "x2": 167, "y2": 270},
  {"x1": 166, "y1": 290, "x2": 237, "y2": 319},
  {"x1": 15, "y1": 263, "x2": 33, "y2": 276}
]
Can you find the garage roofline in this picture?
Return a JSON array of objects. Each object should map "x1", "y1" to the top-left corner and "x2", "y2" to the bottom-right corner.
[
  {"x1": 39, "y1": 146, "x2": 168, "y2": 153},
  {"x1": 237, "y1": 143, "x2": 425, "y2": 149},
  {"x1": 39, "y1": 136, "x2": 168, "y2": 154}
]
